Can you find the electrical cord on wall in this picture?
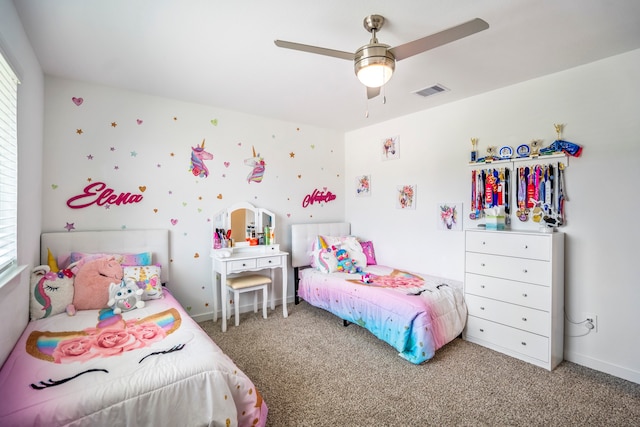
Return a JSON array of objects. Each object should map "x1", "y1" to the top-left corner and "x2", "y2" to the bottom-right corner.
[{"x1": 564, "y1": 310, "x2": 593, "y2": 337}]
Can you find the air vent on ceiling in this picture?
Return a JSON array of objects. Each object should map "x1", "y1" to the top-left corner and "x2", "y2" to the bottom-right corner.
[{"x1": 414, "y1": 84, "x2": 449, "y2": 98}]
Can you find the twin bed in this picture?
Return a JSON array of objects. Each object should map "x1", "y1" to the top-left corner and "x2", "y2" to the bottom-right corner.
[
  {"x1": 291, "y1": 222, "x2": 467, "y2": 364},
  {"x1": 0, "y1": 229, "x2": 267, "y2": 427}
]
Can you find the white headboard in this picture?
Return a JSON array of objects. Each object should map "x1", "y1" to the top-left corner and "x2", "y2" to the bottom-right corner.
[
  {"x1": 41, "y1": 229, "x2": 170, "y2": 284},
  {"x1": 290, "y1": 222, "x2": 350, "y2": 268}
]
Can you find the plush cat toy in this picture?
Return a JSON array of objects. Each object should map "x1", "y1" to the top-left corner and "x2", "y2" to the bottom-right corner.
[
  {"x1": 335, "y1": 248, "x2": 361, "y2": 274},
  {"x1": 108, "y1": 278, "x2": 145, "y2": 314}
]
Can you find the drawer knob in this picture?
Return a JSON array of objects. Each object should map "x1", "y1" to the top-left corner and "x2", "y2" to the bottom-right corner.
[
  {"x1": 242, "y1": 263, "x2": 246, "y2": 267},
  {"x1": 523, "y1": 269, "x2": 528, "y2": 273},
  {"x1": 479, "y1": 328, "x2": 484, "y2": 332},
  {"x1": 481, "y1": 263, "x2": 486, "y2": 267},
  {"x1": 268, "y1": 260, "x2": 272, "y2": 264},
  {"x1": 482, "y1": 241, "x2": 486, "y2": 245},
  {"x1": 521, "y1": 342, "x2": 527, "y2": 346},
  {"x1": 480, "y1": 285, "x2": 485, "y2": 289},
  {"x1": 480, "y1": 306, "x2": 485, "y2": 310},
  {"x1": 522, "y1": 317, "x2": 527, "y2": 322},
  {"x1": 524, "y1": 245, "x2": 528, "y2": 249},
  {"x1": 522, "y1": 293, "x2": 528, "y2": 297}
]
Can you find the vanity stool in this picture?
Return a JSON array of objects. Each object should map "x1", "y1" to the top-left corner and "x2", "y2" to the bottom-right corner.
[{"x1": 225, "y1": 274, "x2": 272, "y2": 327}]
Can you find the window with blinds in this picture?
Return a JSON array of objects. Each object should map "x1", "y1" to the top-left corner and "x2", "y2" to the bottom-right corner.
[{"x1": 0, "y1": 50, "x2": 19, "y2": 276}]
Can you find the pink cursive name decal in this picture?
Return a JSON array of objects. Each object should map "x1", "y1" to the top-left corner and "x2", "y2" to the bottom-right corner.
[
  {"x1": 302, "y1": 188, "x2": 337, "y2": 208},
  {"x1": 67, "y1": 182, "x2": 144, "y2": 209}
]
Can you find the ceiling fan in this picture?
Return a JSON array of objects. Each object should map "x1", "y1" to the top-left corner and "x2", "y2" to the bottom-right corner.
[{"x1": 275, "y1": 15, "x2": 489, "y2": 99}]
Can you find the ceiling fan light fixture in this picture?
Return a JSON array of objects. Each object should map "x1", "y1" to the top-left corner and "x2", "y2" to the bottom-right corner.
[{"x1": 354, "y1": 44, "x2": 395, "y2": 88}]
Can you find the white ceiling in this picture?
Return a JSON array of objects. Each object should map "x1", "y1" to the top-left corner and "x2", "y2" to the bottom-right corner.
[{"x1": 13, "y1": 0, "x2": 640, "y2": 132}]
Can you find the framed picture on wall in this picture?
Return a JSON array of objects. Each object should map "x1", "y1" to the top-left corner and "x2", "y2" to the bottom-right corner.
[
  {"x1": 396, "y1": 184, "x2": 416, "y2": 209},
  {"x1": 356, "y1": 174, "x2": 371, "y2": 197},
  {"x1": 437, "y1": 202, "x2": 462, "y2": 231},
  {"x1": 381, "y1": 135, "x2": 400, "y2": 160}
]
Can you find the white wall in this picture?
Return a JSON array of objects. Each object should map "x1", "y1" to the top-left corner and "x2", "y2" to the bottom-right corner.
[
  {"x1": 0, "y1": 0, "x2": 44, "y2": 364},
  {"x1": 345, "y1": 49, "x2": 640, "y2": 383},
  {"x1": 42, "y1": 76, "x2": 344, "y2": 319}
]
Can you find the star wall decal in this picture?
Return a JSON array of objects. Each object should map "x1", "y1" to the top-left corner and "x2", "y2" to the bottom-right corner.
[
  {"x1": 111, "y1": 122, "x2": 117, "y2": 127},
  {"x1": 131, "y1": 151, "x2": 137, "y2": 157},
  {"x1": 289, "y1": 152, "x2": 295, "y2": 158},
  {"x1": 87, "y1": 154, "x2": 93, "y2": 160},
  {"x1": 76, "y1": 129, "x2": 83, "y2": 135},
  {"x1": 64, "y1": 222, "x2": 75, "y2": 232}
]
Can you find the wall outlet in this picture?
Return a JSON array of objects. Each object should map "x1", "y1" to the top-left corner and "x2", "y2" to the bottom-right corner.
[{"x1": 585, "y1": 313, "x2": 598, "y2": 333}]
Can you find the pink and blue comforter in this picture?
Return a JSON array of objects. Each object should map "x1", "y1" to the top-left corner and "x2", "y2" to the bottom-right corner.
[{"x1": 298, "y1": 265, "x2": 467, "y2": 364}]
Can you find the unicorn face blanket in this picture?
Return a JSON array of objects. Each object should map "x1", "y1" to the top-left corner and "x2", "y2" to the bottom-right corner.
[
  {"x1": 0, "y1": 290, "x2": 267, "y2": 427},
  {"x1": 298, "y1": 265, "x2": 467, "y2": 364}
]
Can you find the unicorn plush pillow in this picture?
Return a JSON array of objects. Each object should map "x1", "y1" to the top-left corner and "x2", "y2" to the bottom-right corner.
[
  {"x1": 315, "y1": 235, "x2": 367, "y2": 270},
  {"x1": 123, "y1": 265, "x2": 164, "y2": 300},
  {"x1": 72, "y1": 256, "x2": 124, "y2": 310},
  {"x1": 29, "y1": 251, "x2": 75, "y2": 320}
]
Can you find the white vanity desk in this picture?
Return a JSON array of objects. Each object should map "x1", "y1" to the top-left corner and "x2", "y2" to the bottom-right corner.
[
  {"x1": 210, "y1": 201, "x2": 289, "y2": 332},
  {"x1": 211, "y1": 246, "x2": 288, "y2": 332}
]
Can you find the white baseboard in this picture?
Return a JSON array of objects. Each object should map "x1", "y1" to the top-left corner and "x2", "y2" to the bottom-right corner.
[
  {"x1": 564, "y1": 350, "x2": 640, "y2": 384},
  {"x1": 189, "y1": 296, "x2": 295, "y2": 324}
]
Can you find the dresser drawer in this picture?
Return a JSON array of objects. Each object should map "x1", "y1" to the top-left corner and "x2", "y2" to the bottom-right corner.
[
  {"x1": 465, "y1": 294, "x2": 549, "y2": 336},
  {"x1": 466, "y1": 231, "x2": 550, "y2": 261},
  {"x1": 465, "y1": 273, "x2": 549, "y2": 311},
  {"x1": 465, "y1": 316, "x2": 549, "y2": 362},
  {"x1": 465, "y1": 252, "x2": 550, "y2": 286},
  {"x1": 227, "y1": 258, "x2": 257, "y2": 272},
  {"x1": 257, "y1": 256, "x2": 282, "y2": 268}
]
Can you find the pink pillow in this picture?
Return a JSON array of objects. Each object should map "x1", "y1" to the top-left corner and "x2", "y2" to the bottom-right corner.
[
  {"x1": 360, "y1": 241, "x2": 377, "y2": 265},
  {"x1": 73, "y1": 256, "x2": 124, "y2": 310}
]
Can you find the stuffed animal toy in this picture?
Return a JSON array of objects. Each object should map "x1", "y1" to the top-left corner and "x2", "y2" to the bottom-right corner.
[
  {"x1": 72, "y1": 256, "x2": 123, "y2": 310},
  {"x1": 108, "y1": 278, "x2": 145, "y2": 314},
  {"x1": 335, "y1": 248, "x2": 361, "y2": 274},
  {"x1": 29, "y1": 264, "x2": 75, "y2": 320}
]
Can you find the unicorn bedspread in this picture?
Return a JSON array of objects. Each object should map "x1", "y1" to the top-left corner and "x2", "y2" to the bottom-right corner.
[
  {"x1": 298, "y1": 265, "x2": 467, "y2": 364},
  {"x1": 0, "y1": 290, "x2": 267, "y2": 427}
]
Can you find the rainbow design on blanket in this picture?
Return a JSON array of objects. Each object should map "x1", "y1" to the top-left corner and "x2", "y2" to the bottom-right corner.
[
  {"x1": 26, "y1": 308, "x2": 181, "y2": 363},
  {"x1": 349, "y1": 269, "x2": 425, "y2": 289}
]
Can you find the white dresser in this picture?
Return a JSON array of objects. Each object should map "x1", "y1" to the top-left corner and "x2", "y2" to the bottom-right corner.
[{"x1": 463, "y1": 229, "x2": 564, "y2": 370}]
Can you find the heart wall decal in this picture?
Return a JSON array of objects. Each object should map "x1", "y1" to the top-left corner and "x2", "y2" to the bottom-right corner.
[{"x1": 72, "y1": 97, "x2": 83, "y2": 106}]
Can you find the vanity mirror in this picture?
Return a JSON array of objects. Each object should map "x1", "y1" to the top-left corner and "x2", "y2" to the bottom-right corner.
[{"x1": 213, "y1": 201, "x2": 275, "y2": 248}]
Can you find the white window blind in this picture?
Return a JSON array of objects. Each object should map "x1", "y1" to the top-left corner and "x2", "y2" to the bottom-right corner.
[{"x1": 0, "y1": 50, "x2": 19, "y2": 275}]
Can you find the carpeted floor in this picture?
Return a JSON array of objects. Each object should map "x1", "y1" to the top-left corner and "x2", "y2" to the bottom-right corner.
[{"x1": 199, "y1": 302, "x2": 640, "y2": 427}]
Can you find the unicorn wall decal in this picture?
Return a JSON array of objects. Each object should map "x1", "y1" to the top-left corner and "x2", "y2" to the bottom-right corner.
[
  {"x1": 189, "y1": 139, "x2": 213, "y2": 178},
  {"x1": 244, "y1": 145, "x2": 266, "y2": 183}
]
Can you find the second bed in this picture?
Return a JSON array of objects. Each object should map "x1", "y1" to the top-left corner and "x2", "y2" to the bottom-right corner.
[{"x1": 291, "y1": 222, "x2": 467, "y2": 364}]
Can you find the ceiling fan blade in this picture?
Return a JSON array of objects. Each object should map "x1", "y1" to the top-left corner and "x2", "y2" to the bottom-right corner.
[
  {"x1": 367, "y1": 86, "x2": 380, "y2": 99},
  {"x1": 389, "y1": 18, "x2": 489, "y2": 61},
  {"x1": 274, "y1": 40, "x2": 354, "y2": 60}
]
